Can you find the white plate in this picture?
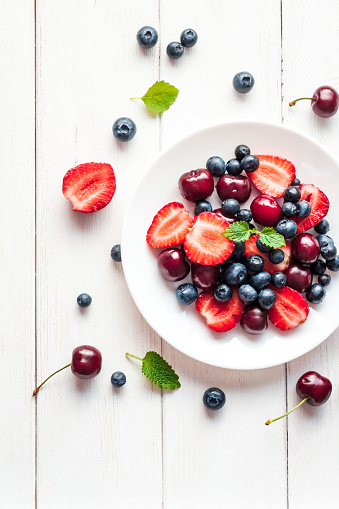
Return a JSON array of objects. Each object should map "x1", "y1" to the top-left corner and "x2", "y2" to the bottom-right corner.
[{"x1": 121, "y1": 120, "x2": 339, "y2": 370}]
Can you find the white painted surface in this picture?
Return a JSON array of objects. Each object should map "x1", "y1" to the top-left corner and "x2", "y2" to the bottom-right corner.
[{"x1": 1, "y1": 0, "x2": 339, "y2": 508}]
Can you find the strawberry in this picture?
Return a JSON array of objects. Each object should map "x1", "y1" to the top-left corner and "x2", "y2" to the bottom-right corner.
[
  {"x1": 184, "y1": 212, "x2": 234, "y2": 265},
  {"x1": 291, "y1": 184, "x2": 330, "y2": 234},
  {"x1": 196, "y1": 289, "x2": 244, "y2": 333},
  {"x1": 62, "y1": 162, "x2": 116, "y2": 213},
  {"x1": 268, "y1": 286, "x2": 309, "y2": 331},
  {"x1": 248, "y1": 155, "x2": 296, "y2": 198},
  {"x1": 244, "y1": 234, "x2": 291, "y2": 274},
  {"x1": 146, "y1": 202, "x2": 194, "y2": 248}
]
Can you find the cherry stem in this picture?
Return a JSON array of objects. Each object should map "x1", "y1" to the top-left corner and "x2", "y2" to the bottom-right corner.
[
  {"x1": 289, "y1": 97, "x2": 313, "y2": 107},
  {"x1": 265, "y1": 396, "x2": 310, "y2": 425},
  {"x1": 126, "y1": 353, "x2": 143, "y2": 362},
  {"x1": 32, "y1": 363, "x2": 71, "y2": 396}
]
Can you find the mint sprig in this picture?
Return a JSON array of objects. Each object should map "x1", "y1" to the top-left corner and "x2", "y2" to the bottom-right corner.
[
  {"x1": 259, "y1": 227, "x2": 286, "y2": 248},
  {"x1": 126, "y1": 351, "x2": 181, "y2": 390},
  {"x1": 131, "y1": 80, "x2": 179, "y2": 114},
  {"x1": 222, "y1": 221, "x2": 257, "y2": 242}
]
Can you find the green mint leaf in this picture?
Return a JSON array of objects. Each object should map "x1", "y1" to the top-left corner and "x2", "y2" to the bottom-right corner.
[
  {"x1": 131, "y1": 80, "x2": 179, "y2": 113},
  {"x1": 126, "y1": 351, "x2": 181, "y2": 390},
  {"x1": 259, "y1": 227, "x2": 286, "y2": 248},
  {"x1": 222, "y1": 221, "x2": 257, "y2": 242}
]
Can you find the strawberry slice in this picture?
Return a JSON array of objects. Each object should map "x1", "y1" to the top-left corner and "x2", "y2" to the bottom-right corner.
[
  {"x1": 244, "y1": 234, "x2": 291, "y2": 274},
  {"x1": 291, "y1": 184, "x2": 329, "y2": 234},
  {"x1": 248, "y1": 155, "x2": 296, "y2": 198},
  {"x1": 146, "y1": 202, "x2": 194, "y2": 248},
  {"x1": 196, "y1": 289, "x2": 244, "y2": 333},
  {"x1": 184, "y1": 212, "x2": 234, "y2": 265},
  {"x1": 268, "y1": 286, "x2": 309, "y2": 331},
  {"x1": 62, "y1": 162, "x2": 116, "y2": 213}
]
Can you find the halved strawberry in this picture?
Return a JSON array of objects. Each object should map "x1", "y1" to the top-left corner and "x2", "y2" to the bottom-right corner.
[
  {"x1": 146, "y1": 202, "x2": 194, "y2": 248},
  {"x1": 244, "y1": 234, "x2": 291, "y2": 274},
  {"x1": 184, "y1": 212, "x2": 234, "y2": 265},
  {"x1": 268, "y1": 286, "x2": 309, "y2": 331},
  {"x1": 291, "y1": 184, "x2": 329, "y2": 234},
  {"x1": 62, "y1": 162, "x2": 116, "y2": 213},
  {"x1": 196, "y1": 289, "x2": 244, "y2": 333},
  {"x1": 248, "y1": 155, "x2": 296, "y2": 198}
]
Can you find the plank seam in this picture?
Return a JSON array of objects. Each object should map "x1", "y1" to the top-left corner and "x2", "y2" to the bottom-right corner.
[{"x1": 34, "y1": 1, "x2": 38, "y2": 508}]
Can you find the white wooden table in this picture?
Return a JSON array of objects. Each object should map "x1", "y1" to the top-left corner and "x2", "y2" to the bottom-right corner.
[{"x1": 2, "y1": 1, "x2": 339, "y2": 507}]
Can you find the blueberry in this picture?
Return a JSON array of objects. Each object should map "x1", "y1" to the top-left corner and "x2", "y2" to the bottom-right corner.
[
  {"x1": 258, "y1": 288, "x2": 276, "y2": 310},
  {"x1": 276, "y1": 219, "x2": 297, "y2": 239},
  {"x1": 226, "y1": 158, "x2": 242, "y2": 176},
  {"x1": 237, "y1": 209, "x2": 252, "y2": 223},
  {"x1": 166, "y1": 42, "x2": 184, "y2": 59},
  {"x1": 111, "y1": 371, "x2": 126, "y2": 388},
  {"x1": 113, "y1": 117, "x2": 137, "y2": 142},
  {"x1": 238, "y1": 284, "x2": 258, "y2": 303},
  {"x1": 306, "y1": 283, "x2": 326, "y2": 304},
  {"x1": 222, "y1": 198, "x2": 240, "y2": 216},
  {"x1": 250, "y1": 271, "x2": 271, "y2": 291},
  {"x1": 268, "y1": 249, "x2": 285, "y2": 265},
  {"x1": 321, "y1": 243, "x2": 337, "y2": 260},
  {"x1": 180, "y1": 28, "x2": 198, "y2": 48},
  {"x1": 136, "y1": 26, "x2": 158, "y2": 48},
  {"x1": 233, "y1": 72, "x2": 255, "y2": 94},
  {"x1": 314, "y1": 219, "x2": 330, "y2": 235},
  {"x1": 318, "y1": 273, "x2": 331, "y2": 286},
  {"x1": 206, "y1": 156, "x2": 226, "y2": 177},
  {"x1": 271, "y1": 272, "x2": 287, "y2": 288},
  {"x1": 316, "y1": 234, "x2": 334, "y2": 247},
  {"x1": 282, "y1": 202, "x2": 297, "y2": 218},
  {"x1": 194, "y1": 200, "x2": 213, "y2": 215},
  {"x1": 203, "y1": 387, "x2": 226, "y2": 410},
  {"x1": 283, "y1": 186, "x2": 301, "y2": 203},
  {"x1": 256, "y1": 237, "x2": 272, "y2": 253},
  {"x1": 295, "y1": 200, "x2": 311, "y2": 218},
  {"x1": 176, "y1": 283, "x2": 198, "y2": 305},
  {"x1": 224, "y1": 263, "x2": 247, "y2": 286},
  {"x1": 326, "y1": 255, "x2": 339, "y2": 272},
  {"x1": 246, "y1": 254, "x2": 264, "y2": 273},
  {"x1": 230, "y1": 241, "x2": 245, "y2": 261},
  {"x1": 310, "y1": 259, "x2": 326, "y2": 275},
  {"x1": 77, "y1": 293, "x2": 92, "y2": 308},
  {"x1": 213, "y1": 283, "x2": 233, "y2": 302},
  {"x1": 240, "y1": 155, "x2": 259, "y2": 173},
  {"x1": 235, "y1": 144, "x2": 251, "y2": 161},
  {"x1": 291, "y1": 178, "x2": 301, "y2": 186},
  {"x1": 111, "y1": 244, "x2": 121, "y2": 262}
]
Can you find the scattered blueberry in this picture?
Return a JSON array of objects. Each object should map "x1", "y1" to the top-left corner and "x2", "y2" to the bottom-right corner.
[
  {"x1": 271, "y1": 272, "x2": 287, "y2": 288},
  {"x1": 321, "y1": 243, "x2": 337, "y2": 260},
  {"x1": 282, "y1": 202, "x2": 297, "y2": 218},
  {"x1": 136, "y1": 26, "x2": 158, "y2": 48},
  {"x1": 235, "y1": 145, "x2": 250, "y2": 161},
  {"x1": 206, "y1": 156, "x2": 226, "y2": 177},
  {"x1": 222, "y1": 198, "x2": 240, "y2": 216},
  {"x1": 238, "y1": 284, "x2": 258, "y2": 303},
  {"x1": 291, "y1": 178, "x2": 301, "y2": 186},
  {"x1": 111, "y1": 244, "x2": 122, "y2": 262},
  {"x1": 316, "y1": 234, "x2": 334, "y2": 247},
  {"x1": 314, "y1": 219, "x2": 330, "y2": 235},
  {"x1": 111, "y1": 371, "x2": 126, "y2": 388},
  {"x1": 224, "y1": 263, "x2": 247, "y2": 286},
  {"x1": 326, "y1": 255, "x2": 339, "y2": 272},
  {"x1": 250, "y1": 271, "x2": 271, "y2": 291},
  {"x1": 226, "y1": 158, "x2": 242, "y2": 176},
  {"x1": 233, "y1": 71, "x2": 255, "y2": 94},
  {"x1": 176, "y1": 283, "x2": 198, "y2": 305},
  {"x1": 237, "y1": 209, "x2": 253, "y2": 223},
  {"x1": 166, "y1": 42, "x2": 184, "y2": 59},
  {"x1": 318, "y1": 273, "x2": 331, "y2": 286},
  {"x1": 180, "y1": 28, "x2": 198, "y2": 47},
  {"x1": 240, "y1": 155, "x2": 259, "y2": 173},
  {"x1": 77, "y1": 293, "x2": 92, "y2": 308},
  {"x1": 276, "y1": 219, "x2": 298, "y2": 239},
  {"x1": 230, "y1": 241, "x2": 245, "y2": 261},
  {"x1": 203, "y1": 387, "x2": 226, "y2": 410},
  {"x1": 246, "y1": 254, "x2": 264, "y2": 273},
  {"x1": 256, "y1": 237, "x2": 272, "y2": 253},
  {"x1": 113, "y1": 117, "x2": 137, "y2": 142},
  {"x1": 283, "y1": 186, "x2": 301, "y2": 203},
  {"x1": 295, "y1": 200, "x2": 311, "y2": 218},
  {"x1": 258, "y1": 288, "x2": 276, "y2": 310},
  {"x1": 194, "y1": 200, "x2": 213, "y2": 215},
  {"x1": 213, "y1": 283, "x2": 233, "y2": 303},
  {"x1": 310, "y1": 259, "x2": 326, "y2": 275},
  {"x1": 306, "y1": 283, "x2": 326, "y2": 304},
  {"x1": 269, "y1": 249, "x2": 285, "y2": 265}
]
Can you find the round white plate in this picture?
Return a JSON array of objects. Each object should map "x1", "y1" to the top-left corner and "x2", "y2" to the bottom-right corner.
[{"x1": 121, "y1": 120, "x2": 338, "y2": 370}]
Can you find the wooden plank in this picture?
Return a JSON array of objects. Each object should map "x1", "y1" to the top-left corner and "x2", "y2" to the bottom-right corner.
[
  {"x1": 35, "y1": 1, "x2": 162, "y2": 507},
  {"x1": 160, "y1": 1, "x2": 287, "y2": 507},
  {"x1": 282, "y1": 1, "x2": 339, "y2": 508},
  {"x1": 0, "y1": 1, "x2": 35, "y2": 506}
]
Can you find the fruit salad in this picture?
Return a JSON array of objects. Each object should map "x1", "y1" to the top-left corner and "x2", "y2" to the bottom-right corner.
[{"x1": 146, "y1": 145, "x2": 337, "y2": 335}]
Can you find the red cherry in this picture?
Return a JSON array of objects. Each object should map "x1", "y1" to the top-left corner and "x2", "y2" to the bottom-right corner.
[
  {"x1": 213, "y1": 208, "x2": 237, "y2": 223},
  {"x1": 191, "y1": 263, "x2": 220, "y2": 290},
  {"x1": 284, "y1": 263, "x2": 313, "y2": 293},
  {"x1": 178, "y1": 169, "x2": 214, "y2": 202},
  {"x1": 157, "y1": 248, "x2": 190, "y2": 282},
  {"x1": 289, "y1": 86, "x2": 339, "y2": 118},
  {"x1": 291, "y1": 233, "x2": 320, "y2": 265},
  {"x1": 250, "y1": 195, "x2": 282, "y2": 226},
  {"x1": 240, "y1": 304, "x2": 267, "y2": 335},
  {"x1": 216, "y1": 174, "x2": 251, "y2": 204}
]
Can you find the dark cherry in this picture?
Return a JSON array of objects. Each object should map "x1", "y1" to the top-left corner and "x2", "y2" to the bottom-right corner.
[
  {"x1": 191, "y1": 263, "x2": 220, "y2": 290},
  {"x1": 216, "y1": 174, "x2": 252, "y2": 204},
  {"x1": 289, "y1": 86, "x2": 339, "y2": 118},
  {"x1": 250, "y1": 195, "x2": 282, "y2": 227},
  {"x1": 33, "y1": 345, "x2": 102, "y2": 395},
  {"x1": 240, "y1": 304, "x2": 267, "y2": 335},
  {"x1": 213, "y1": 208, "x2": 237, "y2": 223},
  {"x1": 284, "y1": 263, "x2": 312, "y2": 293},
  {"x1": 157, "y1": 248, "x2": 190, "y2": 282},
  {"x1": 291, "y1": 233, "x2": 320, "y2": 265},
  {"x1": 178, "y1": 169, "x2": 214, "y2": 202},
  {"x1": 266, "y1": 371, "x2": 332, "y2": 425}
]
